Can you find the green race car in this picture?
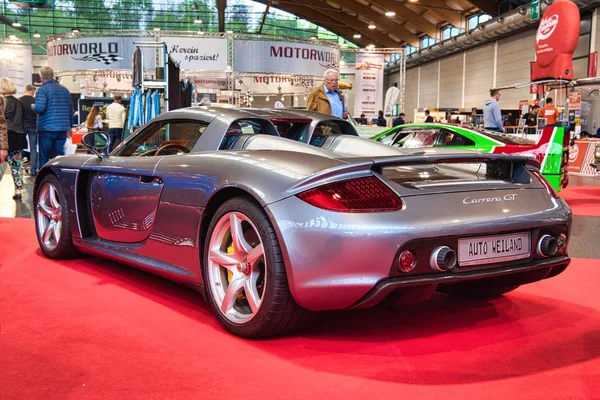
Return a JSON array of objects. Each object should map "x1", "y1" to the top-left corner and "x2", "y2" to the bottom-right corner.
[{"x1": 371, "y1": 123, "x2": 570, "y2": 191}]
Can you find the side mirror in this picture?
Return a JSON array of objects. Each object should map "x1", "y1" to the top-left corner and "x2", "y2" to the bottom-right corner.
[{"x1": 82, "y1": 131, "x2": 110, "y2": 159}]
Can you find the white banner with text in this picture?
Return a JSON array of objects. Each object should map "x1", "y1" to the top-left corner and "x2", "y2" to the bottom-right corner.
[
  {"x1": 353, "y1": 53, "x2": 384, "y2": 118},
  {"x1": 234, "y1": 40, "x2": 339, "y2": 75}
]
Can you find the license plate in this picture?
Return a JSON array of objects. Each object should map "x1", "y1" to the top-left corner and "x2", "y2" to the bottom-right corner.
[{"x1": 458, "y1": 232, "x2": 531, "y2": 267}]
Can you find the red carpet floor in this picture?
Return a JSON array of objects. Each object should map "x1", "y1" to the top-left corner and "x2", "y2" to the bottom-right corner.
[
  {"x1": 1, "y1": 218, "x2": 599, "y2": 399},
  {"x1": 561, "y1": 185, "x2": 600, "y2": 216}
]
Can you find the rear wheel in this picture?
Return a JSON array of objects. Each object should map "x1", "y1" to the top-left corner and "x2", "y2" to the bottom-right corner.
[
  {"x1": 439, "y1": 283, "x2": 520, "y2": 299},
  {"x1": 35, "y1": 174, "x2": 81, "y2": 259},
  {"x1": 204, "y1": 197, "x2": 312, "y2": 338}
]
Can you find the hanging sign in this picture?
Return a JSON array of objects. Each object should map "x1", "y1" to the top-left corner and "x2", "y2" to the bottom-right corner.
[
  {"x1": 530, "y1": 0, "x2": 580, "y2": 81},
  {"x1": 47, "y1": 37, "x2": 156, "y2": 71},
  {"x1": 569, "y1": 91, "x2": 582, "y2": 109},
  {"x1": 233, "y1": 40, "x2": 339, "y2": 75},
  {"x1": 163, "y1": 37, "x2": 228, "y2": 71},
  {"x1": 353, "y1": 52, "x2": 384, "y2": 118}
]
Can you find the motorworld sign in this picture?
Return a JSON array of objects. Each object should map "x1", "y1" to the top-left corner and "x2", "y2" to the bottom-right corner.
[
  {"x1": 47, "y1": 37, "x2": 155, "y2": 71},
  {"x1": 234, "y1": 40, "x2": 339, "y2": 75}
]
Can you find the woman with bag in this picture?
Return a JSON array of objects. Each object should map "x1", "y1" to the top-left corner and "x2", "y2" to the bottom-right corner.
[
  {"x1": 0, "y1": 78, "x2": 27, "y2": 200},
  {"x1": 85, "y1": 105, "x2": 103, "y2": 132}
]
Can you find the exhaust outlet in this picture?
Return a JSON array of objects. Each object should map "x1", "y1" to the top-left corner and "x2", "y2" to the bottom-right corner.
[
  {"x1": 538, "y1": 235, "x2": 558, "y2": 258},
  {"x1": 430, "y1": 246, "x2": 457, "y2": 272}
]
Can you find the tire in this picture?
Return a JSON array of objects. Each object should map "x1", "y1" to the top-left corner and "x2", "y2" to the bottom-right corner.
[
  {"x1": 439, "y1": 283, "x2": 520, "y2": 299},
  {"x1": 34, "y1": 174, "x2": 81, "y2": 260},
  {"x1": 203, "y1": 197, "x2": 312, "y2": 338}
]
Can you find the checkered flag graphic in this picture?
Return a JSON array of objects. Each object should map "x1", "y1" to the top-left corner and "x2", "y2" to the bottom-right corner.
[{"x1": 72, "y1": 54, "x2": 124, "y2": 65}]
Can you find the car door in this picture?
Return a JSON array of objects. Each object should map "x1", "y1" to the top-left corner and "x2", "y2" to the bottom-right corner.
[{"x1": 85, "y1": 120, "x2": 206, "y2": 243}]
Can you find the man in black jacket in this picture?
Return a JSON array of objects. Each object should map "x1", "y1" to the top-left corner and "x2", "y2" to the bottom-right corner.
[{"x1": 20, "y1": 85, "x2": 38, "y2": 176}]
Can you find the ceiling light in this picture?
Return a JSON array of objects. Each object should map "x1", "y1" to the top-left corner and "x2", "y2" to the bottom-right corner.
[
  {"x1": 408, "y1": 0, "x2": 418, "y2": 2},
  {"x1": 12, "y1": 20, "x2": 21, "y2": 27},
  {"x1": 341, "y1": 40, "x2": 348, "y2": 48},
  {"x1": 71, "y1": 28, "x2": 80, "y2": 33},
  {"x1": 385, "y1": 11, "x2": 396, "y2": 17},
  {"x1": 353, "y1": 33, "x2": 361, "y2": 39},
  {"x1": 33, "y1": 31, "x2": 41, "y2": 38},
  {"x1": 197, "y1": 29, "x2": 204, "y2": 35},
  {"x1": 366, "y1": 44, "x2": 375, "y2": 49},
  {"x1": 266, "y1": 96, "x2": 270, "y2": 101},
  {"x1": 226, "y1": 30, "x2": 233, "y2": 33},
  {"x1": 310, "y1": 36, "x2": 317, "y2": 40},
  {"x1": 56, "y1": 37, "x2": 62, "y2": 41},
  {"x1": 368, "y1": 22, "x2": 376, "y2": 29},
  {"x1": 153, "y1": 27, "x2": 161, "y2": 31},
  {"x1": 8, "y1": 34, "x2": 17, "y2": 40},
  {"x1": 194, "y1": 17, "x2": 202, "y2": 24}
]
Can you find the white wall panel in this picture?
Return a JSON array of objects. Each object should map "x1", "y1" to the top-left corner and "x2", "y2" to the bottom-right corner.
[
  {"x1": 419, "y1": 61, "x2": 438, "y2": 109},
  {"x1": 439, "y1": 53, "x2": 463, "y2": 108},
  {"x1": 464, "y1": 44, "x2": 495, "y2": 109},
  {"x1": 496, "y1": 30, "x2": 536, "y2": 108},
  {"x1": 405, "y1": 67, "x2": 418, "y2": 121}
]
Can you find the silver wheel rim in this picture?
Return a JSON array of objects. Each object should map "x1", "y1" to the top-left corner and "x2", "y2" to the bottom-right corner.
[
  {"x1": 207, "y1": 212, "x2": 266, "y2": 324},
  {"x1": 36, "y1": 182, "x2": 63, "y2": 252}
]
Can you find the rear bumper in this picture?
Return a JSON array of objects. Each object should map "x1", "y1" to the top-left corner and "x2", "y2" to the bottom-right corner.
[{"x1": 350, "y1": 256, "x2": 570, "y2": 309}]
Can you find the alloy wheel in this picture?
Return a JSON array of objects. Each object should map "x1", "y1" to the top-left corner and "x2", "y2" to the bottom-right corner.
[
  {"x1": 207, "y1": 212, "x2": 266, "y2": 324},
  {"x1": 36, "y1": 182, "x2": 63, "y2": 252}
]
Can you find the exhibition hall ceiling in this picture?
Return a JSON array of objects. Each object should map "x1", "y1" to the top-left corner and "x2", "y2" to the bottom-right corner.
[{"x1": 255, "y1": 0, "x2": 497, "y2": 48}]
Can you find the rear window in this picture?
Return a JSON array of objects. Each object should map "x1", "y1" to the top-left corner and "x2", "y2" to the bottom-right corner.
[
  {"x1": 270, "y1": 119, "x2": 311, "y2": 141},
  {"x1": 316, "y1": 120, "x2": 358, "y2": 136}
]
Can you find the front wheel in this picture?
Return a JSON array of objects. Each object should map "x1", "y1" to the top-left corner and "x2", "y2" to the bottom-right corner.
[
  {"x1": 203, "y1": 197, "x2": 312, "y2": 338},
  {"x1": 35, "y1": 174, "x2": 81, "y2": 259}
]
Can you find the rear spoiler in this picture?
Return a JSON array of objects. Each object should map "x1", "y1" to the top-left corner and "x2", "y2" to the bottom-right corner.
[{"x1": 289, "y1": 152, "x2": 539, "y2": 194}]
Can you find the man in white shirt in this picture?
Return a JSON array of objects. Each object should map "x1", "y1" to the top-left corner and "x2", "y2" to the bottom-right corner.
[{"x1": 105, "y1": 95, "x2": 126, "y2": 151}]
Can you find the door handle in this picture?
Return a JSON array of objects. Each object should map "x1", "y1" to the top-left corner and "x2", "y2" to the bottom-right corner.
[{"x1": 140, "y1": 175, "x2": 162, "y2": 184}]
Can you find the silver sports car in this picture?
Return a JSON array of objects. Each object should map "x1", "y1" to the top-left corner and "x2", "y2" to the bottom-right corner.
[{"x1": 34, "y1": 107, "x2": 572, "y2": 338}]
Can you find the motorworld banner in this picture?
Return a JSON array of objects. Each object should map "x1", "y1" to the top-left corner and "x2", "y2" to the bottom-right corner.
[
  {"x1": 47, "y1": 37, "x2": 155, "y2": 71},
  {"x1": 234, "y1": 40, "x2": 339, "y2": 75},
  {"x1": 353, "y1": 52, "x2": 384, "y2": 119}
]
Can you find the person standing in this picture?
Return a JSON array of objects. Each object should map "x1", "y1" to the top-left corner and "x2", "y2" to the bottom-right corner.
[
  {"x1": 483, "y1": 89, "x2": 504, "y2": 132},
  {"x1": 0, "y1": 78, "x2": 27, "y2": 200},
  {"x1": 32, "y1": 66, "x2": 73, "y2": 167},
  {"x1": 376, "y1": 110, "x2": 387, "y2": 127},
  {"x1": 393, "y1": 113, "x2": 406, "y2": 127},
  {"x1": 106, "y1": 95, "x2": 126, "y2": 151},
  {"x1": 307, "y1": 69, "x2": 348, "y2": 119},
  {"x1": 540, "y1": 97, "x2": 560, "y2": 125},
  {"x1": 524, "y1": 105, "x2": 540, "y2": 135},
  {"x1": 20, "y1": 85, "x2": 38, "y2": 176},
  {"x1": 85, "y1": 105, "x2": 103, "y2": 132},
  {"x1": 424, "y1": 110, "x2": 434, "y2": 123}
]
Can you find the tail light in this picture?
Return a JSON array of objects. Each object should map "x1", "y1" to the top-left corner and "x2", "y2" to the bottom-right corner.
[
  {"x1": 297, "y1": 176, "x2": 402, "y2": 212},
  {"x1": 531, "y1": 170, "x2": 560, "y2": 199}
]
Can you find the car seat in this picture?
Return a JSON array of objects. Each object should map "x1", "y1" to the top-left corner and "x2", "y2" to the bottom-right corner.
[{"x1": 309, "y1": 126, "x2": 327, "y2": 147}]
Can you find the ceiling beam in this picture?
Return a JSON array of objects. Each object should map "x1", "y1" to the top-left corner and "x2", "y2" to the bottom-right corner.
[
  {"x1": 365, "y1": 0, "x2": 438, "y2": 38},
  {"x1": 463, "y1": 0, "x2": 499, "y2": 16},
  {"x1": 334, "y1": 0, "x2": 420, "y2": 46},
  {"x1": 284, "y1": 0, "x2": 402, "y2": 47},
  {"x1": 404, "y1": 0, "x2": 464, "y2": 27},
  {"x1": 253, "y1": 0, "x2": 374, "y2": 47}
]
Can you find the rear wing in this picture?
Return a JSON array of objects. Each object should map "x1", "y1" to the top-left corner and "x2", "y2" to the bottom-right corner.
[{"x1": 288, "y1": 152, "x2": 539, "y2": 194}]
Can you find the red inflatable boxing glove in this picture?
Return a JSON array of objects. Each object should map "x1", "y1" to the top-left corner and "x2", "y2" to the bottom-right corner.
[{"x1": 531, "y1": 0, "x2": 580, "y2": 81}]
